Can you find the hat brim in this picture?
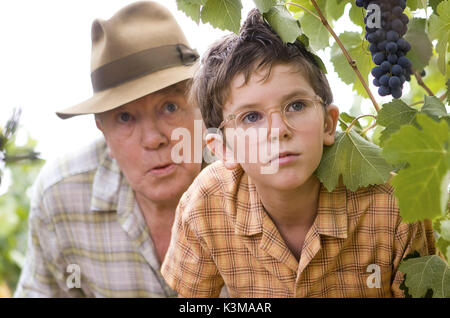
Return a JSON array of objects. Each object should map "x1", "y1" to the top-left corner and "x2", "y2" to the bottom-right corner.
[{"x1": 56, "y1": 62, "x2": 198, "y2": 119}]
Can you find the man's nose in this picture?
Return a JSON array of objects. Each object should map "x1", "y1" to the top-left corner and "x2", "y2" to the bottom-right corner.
[{"x1": 140, "y1": 120, "x2": 169, "y2": 150}]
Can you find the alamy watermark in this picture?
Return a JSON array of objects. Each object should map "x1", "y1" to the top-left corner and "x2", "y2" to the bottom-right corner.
[
  {"x1": 171, "y1": 120, "x2": 281, "y2": 174},
  {"x1": 66, "y1": 264, "x2": 81, "y2": 289}
]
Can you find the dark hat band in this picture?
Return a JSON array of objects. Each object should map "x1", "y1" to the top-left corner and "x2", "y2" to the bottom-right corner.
[{"x1": 91, "y1": 44, "x2": 199, "y2": 93}]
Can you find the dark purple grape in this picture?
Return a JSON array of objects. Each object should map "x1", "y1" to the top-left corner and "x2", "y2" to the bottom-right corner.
[
  {"x1": 391, "y1": 87, "x2": 402, "y2": 98},
  {"x1": 378, "y1": 85, "x2": 391, "y2": 96},
  {"x1": 373, "y1": 78, "x2": 381, "y2": 87},
  {"x1": 381, "y1": 61, "x2": 391, "y2": 72},
  {"x1": 398, "y1": 56, "x2": 411, "y2": 68},
  {"x1": 392, "y1": 6, "x2": 403, "y2": 17},
  {"x1": 392, "y1": 64, "x2": 403, "y2": 76},
  {"x1": 386, "y1": 30, "x2": 400, "y2": 42},
  {"x1": 386, "y1": 42, "x2": 398, "y2": 53},
  {"x1": 389, "y1": 76, "x2": 401, "y2": 88},
  {"x1": 371, "y1": 66, "x2": 385, "y2": 78},
  {"x1": 387, "y1": 53, "x2": 398, "y2": 64},
  {"x1": 373, "y1": 52, "x2": 385, "y2": 65},
  {"x1": 379, "y1": 74, "x2": 390, "y2": 86},
  {"x1": 391, "y1": 19, "x2": 404, "y2": 33}
]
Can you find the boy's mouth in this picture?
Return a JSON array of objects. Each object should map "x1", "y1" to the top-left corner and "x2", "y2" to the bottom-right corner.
[{"x1": 267, "y1": 151, "x2": 300, "y2": 165}]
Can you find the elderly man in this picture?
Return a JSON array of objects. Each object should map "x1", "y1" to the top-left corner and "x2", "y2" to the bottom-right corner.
[{"x1": 15, "y1": 1, "x2": 203, "y2": 297}]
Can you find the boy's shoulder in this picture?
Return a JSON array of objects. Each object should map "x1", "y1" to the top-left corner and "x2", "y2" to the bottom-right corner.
[{"x1": 177, "y1": 160, "x2": 247, "y2": 222}]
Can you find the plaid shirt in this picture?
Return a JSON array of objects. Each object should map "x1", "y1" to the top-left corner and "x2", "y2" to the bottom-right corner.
[
  {"x1": 14, "y1": 138, "x2": 177, "y2": 297},
  {"x1": 161, "y1": 161, "x2": 436, "y2": 298}
]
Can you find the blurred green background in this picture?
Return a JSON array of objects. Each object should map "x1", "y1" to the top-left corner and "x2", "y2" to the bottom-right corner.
[{"x1": 0, "y1": 115, "x2": 44, "y2": 297}]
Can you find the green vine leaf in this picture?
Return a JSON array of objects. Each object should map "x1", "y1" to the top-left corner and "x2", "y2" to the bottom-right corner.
[
  {"x1": 176, "y1": 0, "x2": 201, "y2": 24},
  {"x1": 264, "y1": 5, "x2": 302, "y2": 43},
  {"x1": 404, "y1": 19, "x2": 433, "y2": 72},
  {"x1": 382, "y1": 114, "x2": 450, "y2": 222},
  {"x1": 399, "y1": 255, "x2": 450, "y2": 298},
  {"x1": 421, "y1": 95, "x2": 449, "y2": 119},
  {"x1": 428, "y1": 0, "x2": 450, "y2": 74},
  {"x1": 315, "y1": 130, "x2": 393, "y2": 192},
  {"x1": 201, "y1": 0, "x2": 243, "y2": 34},
  {"x1": 330, "y1": 32, "x2": 374, "y2": 98},
  {"x1": 253, "y1": 0, "x2": 278, "y2": 13},
  {"x1": 377, "y1": 100, "x2": 419, "y2": 146}
]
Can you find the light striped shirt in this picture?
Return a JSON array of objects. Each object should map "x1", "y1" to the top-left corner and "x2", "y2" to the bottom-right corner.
[{"x1": 14, "y1": 138, "x2": 177, "y2": 297}]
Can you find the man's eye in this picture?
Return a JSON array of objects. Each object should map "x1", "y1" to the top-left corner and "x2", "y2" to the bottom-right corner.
[
  {"x1": 287, "y1": 101, "x2": 306, "y2": 112},
  {"x1": 242, "y1": 111, "x2": 263, "y2": 124},
  {"x1": 164, "y1": 103, "x2": 178, "y2": 113},
  {"x1": 118, "y1": 112, "x2": 132, "y2": 122}
]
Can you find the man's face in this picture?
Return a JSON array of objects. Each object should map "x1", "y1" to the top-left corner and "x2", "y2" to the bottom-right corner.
[
  {"x1": 221, "y1": 63, "x2": 338, "y2": 190},
  {"x1": 96, "y1": 83, "x2": 202, "y2": 204}
]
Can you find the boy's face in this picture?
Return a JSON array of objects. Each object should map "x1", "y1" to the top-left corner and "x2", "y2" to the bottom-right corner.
[{"x1": 215, "y1": 63, "x2": 339, "y2": 190}]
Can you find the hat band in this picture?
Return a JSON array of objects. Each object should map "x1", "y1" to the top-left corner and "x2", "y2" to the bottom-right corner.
[{"x1": 91, "y1": 44, "x2": 199, "y2": 93}]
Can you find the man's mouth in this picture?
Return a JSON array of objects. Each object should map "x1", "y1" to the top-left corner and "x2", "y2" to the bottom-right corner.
[{"x1": 148, "y1": 163, "x2": 176, "y2": 175}]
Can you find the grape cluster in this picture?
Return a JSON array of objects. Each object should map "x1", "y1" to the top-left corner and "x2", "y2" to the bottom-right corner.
[{"x1": 355, "y1": 0, "x2": 412, "y2": 98}]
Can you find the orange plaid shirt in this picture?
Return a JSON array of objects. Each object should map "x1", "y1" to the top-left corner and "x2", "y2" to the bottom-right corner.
[{"x1": 161, "y1": 161, "x2": 435, "y2": 298}]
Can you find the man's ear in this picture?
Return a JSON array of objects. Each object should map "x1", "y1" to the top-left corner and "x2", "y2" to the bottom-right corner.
[
  {"x1": 323, "y1": 104, "x2": 339, "y2": 146},
  {"x1": 94, "y1": 115, "x2": 114, "y2": 158},
  {"x1": 95, "y1": 115, "x2": 103, "y2": 132},
  {"x1": 205, "y1": 133, "x2": 239, "y2": 170}
]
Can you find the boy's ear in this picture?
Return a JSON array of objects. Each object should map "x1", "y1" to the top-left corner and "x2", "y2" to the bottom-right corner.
[
  {"x1": 323, "y1": 104, "x2": 339, "y2": 146},
  {"x1": 205, "y1": 133, "x2": 239, "y2": 170}
]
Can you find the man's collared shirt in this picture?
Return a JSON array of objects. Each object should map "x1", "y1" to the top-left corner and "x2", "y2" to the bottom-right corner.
[
  {"x1": 161, "y1": 161, "x2": 436, "y2": 297},
  {"x1": 14, "y1": 138, "x2": 176, "y2": 297}
]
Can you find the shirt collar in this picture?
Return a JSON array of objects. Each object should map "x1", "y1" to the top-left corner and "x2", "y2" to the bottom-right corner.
[
  {"x1": 234, "y1": 175, "x2": 348, "y2": 239},
  {"x1": 90, "y1": 143, "x2": 123, "y2": 212}
]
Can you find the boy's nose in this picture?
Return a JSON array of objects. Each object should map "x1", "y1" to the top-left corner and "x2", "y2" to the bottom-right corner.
[{"x1": 268, "y1": 112, "x2": 292, "y2": 140}]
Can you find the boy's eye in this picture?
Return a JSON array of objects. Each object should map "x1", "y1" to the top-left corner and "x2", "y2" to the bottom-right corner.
[
  {"x1": 241, "y1": 111, "x2": 263, "y2": 124},
  {"x1": 118, "y1": 112, "x2": 132, "y2": 123},
  {"x1": 163, "y1": 103, "x2": 178, "y2": 113},
  {"x1": 286, "y1": 101, "x2": 306, "y2": 112}
]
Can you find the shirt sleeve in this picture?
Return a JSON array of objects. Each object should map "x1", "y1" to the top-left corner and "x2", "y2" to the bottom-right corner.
[
  {"x1": 390, "y1": 218, "x2": 436, "y2": 298},
  {"x1": 161, "y1": 199, "x2": 224, "y2": 298},
  {"x1": 14, "y1": 176, "x2": 69, "y2": 298}
]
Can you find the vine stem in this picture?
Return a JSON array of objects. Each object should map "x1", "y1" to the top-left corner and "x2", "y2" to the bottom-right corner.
[
  {"x1": 308, "y1": 0, "x2": 381, "y2": 112},
  {"x1": 346, "y1": 114, "x2": 377, "y2": 134},
  {"x1": 412, "y1": 69, "x2": 434, "y2": 96},
  {"x1": 285, "y1": 2, "x2": 321, "y2": 21}
]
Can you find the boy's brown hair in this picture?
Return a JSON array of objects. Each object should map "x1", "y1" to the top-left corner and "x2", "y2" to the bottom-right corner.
[{"x1": 190, "y1": 9, "x2": 334, "y2": 129}]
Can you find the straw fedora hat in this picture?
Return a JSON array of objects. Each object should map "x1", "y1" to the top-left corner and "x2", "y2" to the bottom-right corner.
[{"x1": 56, "y1": 1, "x2": 199, "y2": 119}]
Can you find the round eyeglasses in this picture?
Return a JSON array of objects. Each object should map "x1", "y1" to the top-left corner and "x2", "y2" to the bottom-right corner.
[{"x1": 218, "y1": 95, "x2": 324, "y2": 132}]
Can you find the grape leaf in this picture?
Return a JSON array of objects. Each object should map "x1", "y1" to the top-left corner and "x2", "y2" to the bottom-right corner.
[
  {"x1": 253, "y1": 0, "x2": 278, "y2": 13},
  {"x1": 176, "y1": 0, "x2": 201, "y2": 24},
  {"x1": 404, "y1": 19, "x2": 433, "y2": 73},
  {"x1": 447, "y1": 79, "x2": 450, "y2": 104},
  {"x1": 184, "y1": 0, "x2": 206, "y2": 4},
  {"x1": 330, "y1": 32, "x2": 374, "y2": 98},
  {"x1": 399, "y1": 255, "x2": 450, "y2": 298},
  {"x1": 428, "y1": 1, "x2": 450, "y2": 74},
  {"x1": 382, "y1": 114, "x2": 450, "y2": 222},
  {"x1": 349, "y1": 2, "x2": 365, "y2": 29},
  {"x1": 429, "y1": 0, "x2": 445, "y2": 12},
  {"x1": 377, "y1": 100, "x2": 419, "y2": 146},
  {"x1": 315, "y1": 130, "x2": 393, "y2": 192},
  {"x1": 298, "y1": 8, "x2": 329, "y2": 50},
  {"x1": 201, "y1": 0, "x2": 243, "y2": 34},
  {"x1": 264, "y1": 5, "x2": 302, "y2": 43},
  {"x1": 325, "y1": 0, "x2": 347, "y2": 22},
  {"x1": 421, "y1": 95, "x2": 449, "y2": 119},
  {"x1": 338, "y1": 112, "x2": 363, "y2": 132},
  {"x1": 408, "y1": 0, "x2": 429, "y2": 10}
]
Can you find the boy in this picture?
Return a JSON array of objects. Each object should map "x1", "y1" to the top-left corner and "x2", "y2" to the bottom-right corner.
[{"x1": 161, "y1": 9, "x2": 435, "y2": 297}]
